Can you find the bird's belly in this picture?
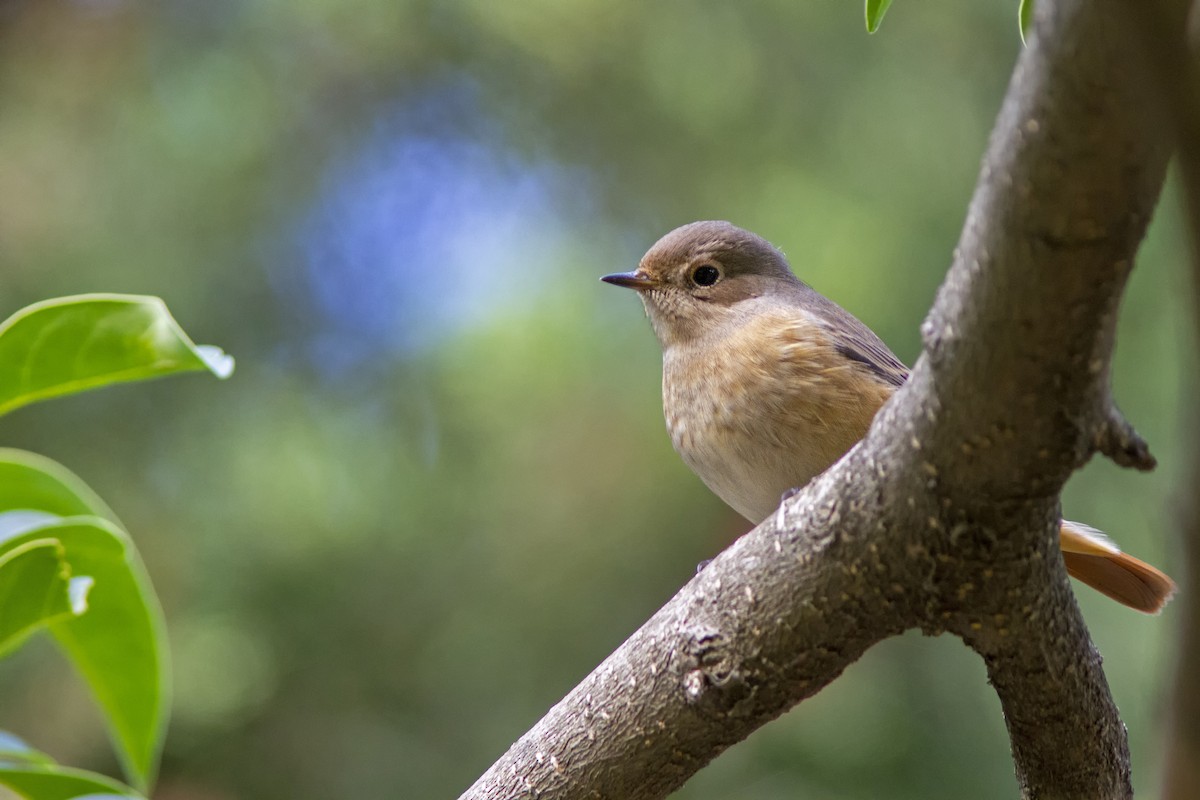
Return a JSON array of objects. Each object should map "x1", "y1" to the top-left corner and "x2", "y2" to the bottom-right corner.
[
  {"x1": 676, "y1": 428, "x2": 825, "y2": 524},
  {"x1": 664, "y1": 366, "x2": 842, "y2": 525}
]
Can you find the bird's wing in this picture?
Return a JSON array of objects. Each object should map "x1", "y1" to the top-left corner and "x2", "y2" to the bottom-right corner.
[
  {"x1": 804, "y1": 290, "x2": 909, "y2": 389},
  {"x1": 830, "y1": 329, "x2": 909, "y2": 388},
  {"x1": 757, "y1": 280, "x2": 908, "y2": 396}
]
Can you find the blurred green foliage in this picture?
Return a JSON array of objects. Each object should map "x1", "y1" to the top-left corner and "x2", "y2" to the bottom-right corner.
[{"x1": 0, "y1": 2, "x2": 1186, "y2": 799}]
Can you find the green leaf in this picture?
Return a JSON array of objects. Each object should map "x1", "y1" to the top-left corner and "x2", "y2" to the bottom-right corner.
[
  {"x1": 0, "y1": 764, "x2": 142, "y2": 800},
  {"x1": 0, "y1": 731, "x2": 55, "y2": 767},
  {"x1": 0, "y1": 539, "x2": 82, "y2": 657},
  {"x1": 0, "y1": 515, "x2": 167, "y2": 793},
  {"x1": 0, "y1": 453, "x2": 164, "y2": 789},
  {"x1": 0, "y1": 294, "x2": 234, "y2": 418},
  {"x1": 0, "y1": 449, "x2": 120, "y2": 524},
  {"x1": 865, "y1": 0, "x2": 893, "y2": 33},
  {"x1": 1019, "y1": 0, "x2": 1033, "y2": 44}
]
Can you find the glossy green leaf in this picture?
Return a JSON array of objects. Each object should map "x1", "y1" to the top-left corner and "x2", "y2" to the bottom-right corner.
[
  {"x1": 865, "y1": 0, "x2": 893, "y2": 33},
  {"x1": 0, "y1": 764, "x2": 142, "y2": 800},
  {"x1": 0, "y1": 539, "x2": 81, "y2": 657},
  {"x1": 0, "y1": 294, "x2": 234, "y2": 418},
  {"x1": 0, "y1": 449, "x2": 120, "y2": 524},
  {"x1": 0, "y1": 515, "x2": 166, "y2": 793},
  {"x1": 0, "y1": 731, "x2": 55, "y2": 767},
  {"x1": 1019, "y1": 0, "x2": 1034, "y2": 44}
]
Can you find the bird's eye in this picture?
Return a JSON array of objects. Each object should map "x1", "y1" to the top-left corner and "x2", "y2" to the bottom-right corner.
[{"x1": 691, "y1": 264, "x2": 720, "y2": 287}]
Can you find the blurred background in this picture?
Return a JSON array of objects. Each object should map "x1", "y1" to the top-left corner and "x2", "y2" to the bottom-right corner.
[{"x1": 0, "y1": 1, "x2": 1189, "y2": 798}]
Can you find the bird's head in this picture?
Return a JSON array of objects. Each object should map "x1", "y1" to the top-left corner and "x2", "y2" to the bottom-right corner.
[{"x1": 602, "y1": 220, "x2": 800, "y2": 348}]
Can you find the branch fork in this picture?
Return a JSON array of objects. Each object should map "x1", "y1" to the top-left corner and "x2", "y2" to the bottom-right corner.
[{"x1": 459, "y1": 1, "x2": 1183, "y2": 797}]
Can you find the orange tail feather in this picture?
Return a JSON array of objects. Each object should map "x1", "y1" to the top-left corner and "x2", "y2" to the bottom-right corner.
[
  {"x1": 1058, "y1": 521, "x2": 1175, "y2": 613},
  {"x1": 1060, "y1": 548, "x2": 1176, "y2": 614}
]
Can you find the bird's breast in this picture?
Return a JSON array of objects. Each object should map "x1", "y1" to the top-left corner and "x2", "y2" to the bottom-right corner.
[{"x1": 662, "y1": 316, "x2": 884, "y2": 524}]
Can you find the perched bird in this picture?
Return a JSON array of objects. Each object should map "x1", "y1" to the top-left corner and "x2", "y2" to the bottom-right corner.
[{"x1": 602, "y1": 220, "x2": 1175, "y2": 613}]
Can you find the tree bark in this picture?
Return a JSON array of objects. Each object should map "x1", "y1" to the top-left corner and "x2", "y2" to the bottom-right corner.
[{"x1": 459, "y1": 1, "x2": 1183, "y2": 798}]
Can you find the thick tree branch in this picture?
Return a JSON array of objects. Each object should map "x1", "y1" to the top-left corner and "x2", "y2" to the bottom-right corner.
[{"x1": 459, "y1": 1, "x2": 1180, "y2": 798}]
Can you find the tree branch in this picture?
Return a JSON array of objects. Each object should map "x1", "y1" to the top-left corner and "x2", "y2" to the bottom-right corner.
[{"x1": 459, "y1": 1, "x2": 1180, "y2": 798}]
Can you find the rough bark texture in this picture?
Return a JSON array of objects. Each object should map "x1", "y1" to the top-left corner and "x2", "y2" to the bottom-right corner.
[{"x1": 460, "y1": 1, "x2": 1182, "y2": 798}]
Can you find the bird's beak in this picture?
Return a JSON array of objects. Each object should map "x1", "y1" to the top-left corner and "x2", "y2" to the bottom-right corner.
[{"x1": 601, "y1": 270, "x2": 657, "y2": 290}]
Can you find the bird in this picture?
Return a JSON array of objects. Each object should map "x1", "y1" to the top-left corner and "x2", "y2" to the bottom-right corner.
[{"x1": 602, "y1": 220, "x2": 1175, "y2": 613}]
